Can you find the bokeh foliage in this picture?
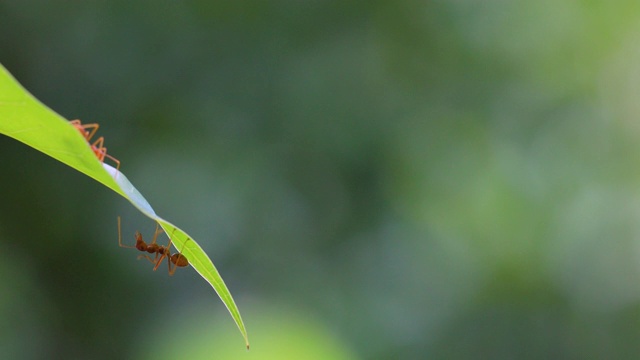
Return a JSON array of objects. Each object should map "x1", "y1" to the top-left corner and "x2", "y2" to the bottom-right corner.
[{"x1": 3, "y1": 1, "x2": 640, "y2": 359}]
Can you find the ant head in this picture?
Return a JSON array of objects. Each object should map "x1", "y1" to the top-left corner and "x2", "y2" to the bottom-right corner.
[{"x1": 134, "y1": 231, "x2": 146, "y2": 250}]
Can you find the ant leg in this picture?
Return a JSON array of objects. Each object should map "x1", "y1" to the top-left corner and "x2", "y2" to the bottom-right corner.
[
  {"x1": 153, "y1": 252, "x2": 168, "y2": 272},
  {"x1": 168, "y1": 255, "x2": 176, "y2": 276},
  {"x1": 104, "y1": 153, "x2": 121, "y2": 177},
  {"x1": 70, "y1": 120, "x2": 100, "y2": 142},
  {"x1": 166, "y1": 227, "x2": 181, "y2": 253},
  {"x1": 81, "y1": 123, "x2": 100, "y2": 142},
  {"x1": 137, "y1": 254, "x2": 157, "y2": 264},
  {"x1": 91, "y1": 137, "x2": 106, "y2": 161},
  {"x1": 150, "y1": 222, "x2": 164, "y2": 245},
  {"x1": 152, "y1": 231, "x2": 171, "y2": 272},
  {"x1": 117, "y1": 216, "x2": 137, "y2": 249},
  {"x1": 153, "y1": 233, "x2": 174, "y2": 273}
]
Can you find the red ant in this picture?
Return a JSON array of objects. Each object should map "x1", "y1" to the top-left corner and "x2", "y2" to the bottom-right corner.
[
  {"x1": 70, "y1": 119, "x2": 121, "y2": 172},
  {"x1": 117, "y1": 217, "x2": 189, "y2": 276}
]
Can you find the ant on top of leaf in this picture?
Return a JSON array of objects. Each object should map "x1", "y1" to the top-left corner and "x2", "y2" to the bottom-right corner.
[{"x1": 70, "y1": 119, "x2": 121, "y2": 173}]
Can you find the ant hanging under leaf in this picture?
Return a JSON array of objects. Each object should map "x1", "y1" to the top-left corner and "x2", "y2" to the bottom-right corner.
[
  {"x1": 117, "y1": 217, "x2": 189, "y2": 276},
  {"x1": 70, "y1": 119, "x2": 121, "y2": 173}
]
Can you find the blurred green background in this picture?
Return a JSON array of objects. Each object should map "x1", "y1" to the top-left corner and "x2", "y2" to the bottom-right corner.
[{"x1": 3, "y1": 1, "x2": 640, "y2": 359}]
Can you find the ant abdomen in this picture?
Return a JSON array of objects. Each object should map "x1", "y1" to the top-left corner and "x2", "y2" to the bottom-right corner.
[{"x1": 171, "y1": 254, "x2": 189, "y2": 267}]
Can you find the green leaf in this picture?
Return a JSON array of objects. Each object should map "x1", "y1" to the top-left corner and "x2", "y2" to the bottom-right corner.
[{"x1": 0, "y1": 64, "x2": 249, "y2": 349}]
